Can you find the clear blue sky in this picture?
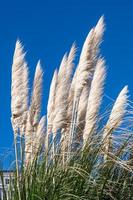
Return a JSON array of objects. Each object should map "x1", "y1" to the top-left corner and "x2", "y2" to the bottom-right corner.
[{"x1": 0, "y1": 0, "x2": 133, "y2": 168}]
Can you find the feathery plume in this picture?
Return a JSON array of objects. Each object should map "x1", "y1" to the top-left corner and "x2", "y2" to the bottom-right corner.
[
  {"x1": 83, "y1": 58, "x2": 106, "y2": 145},
  {"x1": 103, "y1": 86, "x2": 128, "y2": 155},
  {"x1": 58, "y1": 54, "x2": 68, "y2": 81},
  {"x1": 25, "y1": 61, "x2": 43, "y2": 163},
  {"x1": 93, "y1": 16, "x2": 105, "y2": 53},
  {"x1": 47, "y1": 69, "x2": 58, "y2": 134},
  {"x1": 66, "y1": 68, "x2": 77, "y2": 124},
  {"x1": 66, "y1": 43, "x2": 76, "y2": 84},
  {"x1": 68, "y1": 85, "x2": 90, "y2": 148},
  {"x1": 11, "y1": 40, "x2": 26, "y2": 198},
  {"x1": 76, "y1": 84, "x2": 90, "y2": 143},
  {"x1": 21, "y1": 62, "x2": 29, "y2": 113},
  {"x1": 75, "y1": 16, "x2": 105, "y2": 99},
  {"x1": 29, "y1": 60, "x2": 43, "y2": 127},
  {"x1": 11, "y1": 40, "x2": 26, "y2": 133},
  {"x1": 52, "y1": 44, "x2": 76, "y2": 134},
  {"x1": 33, "y1": 116, "x2": 46, "y2": 154},
  {"x1": 20, "y1": 62, "x2": 29, "y2": 135},
  {"x1": 77, "y1": 84, "x2": 90, "y2": 125},
  {"x1": 58, "y1": 44, "x2": 76, "y2": 153},
  {"x1": 74, "y1": 29, "x2": 94, "y2": 99},
  {"x1": 36, "y1": 116, "x2": 46, "y2": 139},
  {"x1": 61, "y1": 17, "x2": 105, "y2": 153},
  {"x1": 68, "y1": 17, "x2": 105, "y2": 148},
  {"x1": 52, "y1": 55, "x2": 68, "y2": 133},
  {"x1": 64, "y1": 44, "x2": 77, "y2": 123}
]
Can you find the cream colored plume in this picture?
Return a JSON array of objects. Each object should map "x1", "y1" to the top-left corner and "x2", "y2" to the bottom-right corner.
[
  {"x1": 11, "y1": 40, "x2": 26, "y2": 133},
  {"x1": 21, "y1": 62, "x2": 29, "y2": 113},
  {"x1": 93, "y1": 16, "x2": 105, "y2": 53},
  {"x1": 36, "y1": 116, "x2": 46, "y2": 139},
  {"x1": 52, "y1": 45, "x2": 76, "y2": 134},
  {"x1": 29, "y1": 61, "x2": 43, "y2": 127},
  {"x1": 71, "y1": 84, "x2": 90, "y2": 147},
  {"x1": 52, "y1": 55, "x2": 68, "y2": 133},
  {"x1": 103, "y1": 86, "x2": 128, "y2": 154},
  {"x1": 25, "y1": 115, "x2": 46, "y2": 165},
  {"x1": 20, "y1": 62, "x2": 29, "y2": 135},
  {"x1": 25, "y1": 61, "x2": 43, "y2": 161},
  {"x1": 58, "y1": 54, "x2": 68, "y2": 81},
  {"x1": 11, "y1": 40, "x2": 25, "y2": 116},
  {"x1": 66, "y1": 68, "x2": 77, "y2": 125},
  {"x1": 47, "y1": 69, "x2": 58, "y2": 134},
  {"x1": 83, "y1": 58, "x2": 106, "y2": 145},
  {"x1": 64, "y1": 44, "x2": 77, "y2": 123},
  {"x1": 60, "y1": 44, "x2": 77, "y2": 151},
  {"x1": 33, "y1": 116, "x2": 46, "y2": 154},
  {"x1": 66, "y1": 16, "x2": 105, "y2": 148},
  {"x1": 66, "y1": 43, "x2": 76, "y2": 84},
  {"x1": 75, "y1": 16, "x2": 105, "y2": 99},
  {"x1": 76, "y1": 84, "x2": 90, "y2": 135},
  {"x1": 50, "y1": 45, "x2": 76, "y2": 155},
  {"x1": 64, "y1": 69, "x2": 77, "y2": 152}
]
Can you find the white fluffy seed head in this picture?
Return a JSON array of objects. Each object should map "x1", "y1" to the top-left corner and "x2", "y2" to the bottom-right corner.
[
  {"x1": 52, "y1": 49, "x2": 76, "y2": 133},
  {"x1": 19, "y1": 62, "x2": 29, "y2": 135},
  {"x1": 94, "y1": 16, "x2": 105, "y2": 46},
  {"x1": 36, "y1": 116, "x2": 46, "y2": 139},
  {"x1": 11, "y1": 40, "x2": 29, "y2": 134},
  {"x1": 77, "y1": 84, "x2": 90, "y2": 126},
  {"x1": 30, "y1": 60, "x2": 43, "y2": 127},
  {"x1": 58, "y1": 54, "x2": 68, "y2": 81},
  {"x1": 11, "y1": 40, "x2": 25, "y2": 117},
  {"x1": 22, "y1": 62, "x2": 29, "y2": 112},
  {"x1": 52, "y1": 55, "x2": 68, "y2": 133},
  {"x1": 103, "y1": 86, "x2": 128, "y2": 140},
  {"x1": 83, "y1": 58, "x2": 106, "y2": 144},
  {"x1": 47, "y1": 69, "x2": 58, "y2": 134},
  {"x1": 103, "y1": 86, "x2": 128, "y2": 157},
  {"x1": 66, "y1": 43, "x2": 76, "y2": 81},
  {"x1": 75, "y1": 17, "x2": 105, "y2": 99},
  {"x1": 74, "y1": 29, "x2": 95, "y2": 99},
  {"x1": 64, "y1": 44, "x2": 77, "y2": 124}
]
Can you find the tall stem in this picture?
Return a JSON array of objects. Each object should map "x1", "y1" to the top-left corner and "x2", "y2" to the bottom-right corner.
[
  {"x1": 68, "y1": 99, "x2": 79, "y2": 159},
  {"x1": 45, "y1": 133, "x2": 49, "y2": 171},
  {"x1": 20, "y1": 135, "x2": 23, "y2": 162},
  {"x1": 14, "y1": 134, "x2": 21, "y2": 200}
]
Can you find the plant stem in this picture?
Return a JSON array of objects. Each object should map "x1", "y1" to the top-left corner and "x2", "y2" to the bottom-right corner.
[
  {"x1": 68, "y1": 99, "x2": 79, "y2": 159},
  {"x1": 14, "y1": 134, "x2": 21, "y2": 200},
  {"x1": 20, "y1": 135, "x2": 23, "y2": 162}
]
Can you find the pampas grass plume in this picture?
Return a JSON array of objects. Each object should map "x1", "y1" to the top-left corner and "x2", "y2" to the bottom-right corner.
[
  {"x1": 103, "y1": 86, "x2": 128, "y2": 155},
  {"x1": 47, "y1": 69, "x2": 58, "y2": 134},
  {"x1": 83, "y1": 58, "x2": 106, "y2": 145},
  {"x1": 30, "y1": 60, "x2": 43, "y2": 127}
]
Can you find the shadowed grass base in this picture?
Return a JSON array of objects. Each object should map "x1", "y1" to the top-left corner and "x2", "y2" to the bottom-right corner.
[{"x1": 4, "y1": 136, "x2": 133, "y2": 200}]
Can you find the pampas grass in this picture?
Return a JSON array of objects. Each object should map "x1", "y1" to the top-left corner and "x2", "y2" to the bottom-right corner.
[
  {"x1": 75, "y1": 16, "x2": 104, "y2": 100},
  {"x1": 20, "y1": 62, "x2": 29, "y2": 134},
  {"x1": 11, "y1": 39, "x2": 26, "y2": 200},
  {"x1": 103, "y1": 86, "x2": 128, "y2": 158},
  {"x1": 29, "y1": 60, "x2": 43, "y2": 127},
  {"x1": 46, "y1": 69, "x2": 58, "y2": 154},
  {"x1": 83, "y1": 58, "x2": 106, "y2": 146},
  {"x1": 11, "y1": 40, "x2": 26, "y2": 134},
  {"x1": 52, "y1": 54, "x2": 68, "y2": 133},
  {"x1": 33, "y1": 115, "x2": 46, "y2": 155},
  {"x1": 7, "y1": 17, "x2": 133, "y2": 200},
  {"x1": 25, "y1": 61, "x2": 43, "y2": 164},
  {"x1": 47, "y1": 69, "x2": 58, "y2": 135}
]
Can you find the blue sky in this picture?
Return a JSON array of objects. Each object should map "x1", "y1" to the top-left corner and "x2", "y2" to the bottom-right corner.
[{"x1": 0, "y1": 0, "x2": 133, "y2": 168}]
